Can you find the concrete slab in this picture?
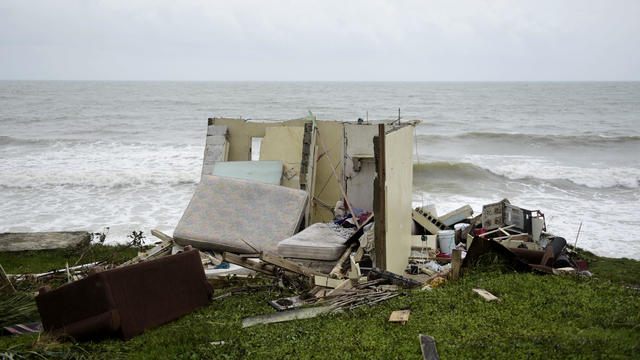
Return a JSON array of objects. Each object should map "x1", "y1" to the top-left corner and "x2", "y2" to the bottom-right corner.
[{"x1": 0, "y1": 231, "x2": 91, "y2": 252}]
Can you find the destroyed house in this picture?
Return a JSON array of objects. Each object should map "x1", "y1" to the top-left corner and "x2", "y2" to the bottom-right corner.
[
  {"x1": 30, "y1": 115, "x2": 588, "y2": 341},
  {"x1": 173, "y1": 117, "x2": 418, "y2": 275}
]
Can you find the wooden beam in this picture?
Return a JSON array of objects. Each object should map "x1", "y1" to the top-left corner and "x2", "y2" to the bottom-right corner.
[
  {"x1": 472, "y1": 287, "x2": 500, "y2": 302},
  {"x1": 259, "y1": 252, "x2": 324, "y2": 277},
  {"x1": 150, "y1": 229, "x2": 173, "y2": 242},
  {"x1": 478, "y1": 225, "x2": 515, "y2": 238},
  {"x1": 223, "y1": 252, "x2": 276, "y2": 276},
  {"x1": 326, "y1": 279, "x2": 354, "y2": 296},
  {"x1": 451, "y1": 249, "x2": 462, "y2": 281},
  {"x1": 374, "y1": 124, "x2": 387, "y2": 269},
  {"x1": 314, "y1": 275, "x2": 345, "y2": 288}
]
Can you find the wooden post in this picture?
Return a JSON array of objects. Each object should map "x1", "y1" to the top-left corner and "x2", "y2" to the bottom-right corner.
[
  {"x1": 374, "y1": 124, "x2": 387, "y2": 269},
  {"x1": 451, "y1": 249, "x2": 462, "y2": 281}
]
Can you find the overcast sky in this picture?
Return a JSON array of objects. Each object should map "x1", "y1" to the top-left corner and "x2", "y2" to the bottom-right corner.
[{"x1": 1, "y1": 0, "x2": 638, "y2": 81}]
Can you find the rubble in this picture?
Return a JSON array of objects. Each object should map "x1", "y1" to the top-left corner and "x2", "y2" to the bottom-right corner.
[{"x1": 0, "y1": 116, "x2": 595, "y2": 342}]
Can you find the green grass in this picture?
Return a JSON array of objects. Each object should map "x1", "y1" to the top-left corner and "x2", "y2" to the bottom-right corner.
[
  {"x1": 1, "y1": 247, "x2": 639, "y2": 359},
  {"x1": 0, "y1": 244, "x2": 143, "y2": 275}
]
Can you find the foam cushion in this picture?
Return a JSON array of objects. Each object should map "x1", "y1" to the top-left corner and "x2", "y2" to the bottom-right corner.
[
  {"x1": 173, "y1": 175, "x2": 307, "y2": 254},
  {"x1": 277, "y1": 223, "x2": 348, "y2": 261}
]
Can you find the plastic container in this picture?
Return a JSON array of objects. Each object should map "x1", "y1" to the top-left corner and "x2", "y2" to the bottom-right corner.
[{"x1": 437, "y1": 230, "x2": 455, "y2": 255}]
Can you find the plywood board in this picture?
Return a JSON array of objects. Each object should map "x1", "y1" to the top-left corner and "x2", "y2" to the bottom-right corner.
[
  {"x1": 259, "y1": 126, "x2": 304, "y2": 188},
  {"x1": 389, "y1": 310, "x2": 410, "y2": 324}
]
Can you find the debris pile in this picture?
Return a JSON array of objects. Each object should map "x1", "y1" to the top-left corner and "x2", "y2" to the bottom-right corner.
[{"x1": 0, "y1": 116, "x2": 591, "y2": 345}]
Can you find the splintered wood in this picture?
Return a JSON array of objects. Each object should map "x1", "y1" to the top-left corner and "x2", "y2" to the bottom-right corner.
[
  {"x1": 472, "y1": 287, "x2": 500, "y2": 302},
  {"x1": 389, "y1": 310, "x2": 410, "y2": 324}
]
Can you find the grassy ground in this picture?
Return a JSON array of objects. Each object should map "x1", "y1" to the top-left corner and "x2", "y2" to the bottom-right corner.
[{"x1": 1, "y1": 246, "x2": 639, "y2": 360}]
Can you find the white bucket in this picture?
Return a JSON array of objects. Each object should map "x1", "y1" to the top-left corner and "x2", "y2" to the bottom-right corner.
[{"x1": 437, "y1": 230, "x2": 455, "y2": 255}]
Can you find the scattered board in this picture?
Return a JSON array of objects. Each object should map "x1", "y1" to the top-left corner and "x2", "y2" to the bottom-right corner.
[
  {"x1": 472, "y1": 287, "x2": 500, "y2": 302},
  {"x1": 389, "y1": 310, "x2": 410, "y2": 324}
]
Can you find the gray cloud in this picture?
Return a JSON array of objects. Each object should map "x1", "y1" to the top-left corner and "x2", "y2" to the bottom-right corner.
[{"x1": 0, "y1": 0, "x2": 638, "y2": 80}]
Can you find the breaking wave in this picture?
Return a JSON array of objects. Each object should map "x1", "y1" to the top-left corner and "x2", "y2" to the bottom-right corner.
[
  {"x1": 413, "y1": 160, "x2": 640, "y2": 189},
  {"x1": 416, "y1": 132, "x2": 640, "y2": 147}
]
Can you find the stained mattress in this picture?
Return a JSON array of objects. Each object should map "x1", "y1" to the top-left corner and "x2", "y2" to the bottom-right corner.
[
  {"x1": 173, "y1": 175, "x2": 307, "y2": 254},
  {"x1": 277, "y1": 223, "x2": 348, "y2": 261}
]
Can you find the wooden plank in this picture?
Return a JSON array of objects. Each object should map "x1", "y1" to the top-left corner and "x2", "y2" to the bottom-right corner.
[
  {"x1": 478, "y1": 225, "x2": 515, "y2": 238},
  {"x1": 472, "y1": 287, "x2": 500, "y2": 302},
  {"x1": 151, "y1": 229, "x2": 173, "y2": 242},
  {"x1": 223, "y1": 252, "x2": 276, "y2": 276},
  {"x1": 314, "y1": 275, "x2": 345, "y2": 288},
  {"x1": 493, "y1": 233, "x2": 529, "y2": 241},
  {"x1": 0, "y1": 263, "x2": 16, "y2": 294},
  {"x1": 259, "y1": 252, "x2": 324, "y2": 277},
  {"x1": 326, "y1": 279, "x2": 353, "y2": 296},
  {"x1": 451, "y1": 249, "x2": 462, "y2": 281},
  {"x1": 389, "y1": 310, "x2": 410, "y2": 324},
  {"x1": 347, "y1": 254, "x2": 361, "y2": 279},
  {"x1": 242, "y1": 305, "x2": 334, "y2": 328}
]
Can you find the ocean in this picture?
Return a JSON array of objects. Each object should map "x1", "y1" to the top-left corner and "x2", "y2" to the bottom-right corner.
[{"x1": 1, "y1": 81, "x2": 639, "y2": 259}]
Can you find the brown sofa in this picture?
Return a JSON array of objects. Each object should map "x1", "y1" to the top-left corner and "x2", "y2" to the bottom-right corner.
[{"x1": 36, "y1": 249, "x2": 213, "y2": 340}]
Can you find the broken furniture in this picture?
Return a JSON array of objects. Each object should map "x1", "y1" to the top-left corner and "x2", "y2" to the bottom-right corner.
[
  {"x1": 35, "y1": 249, "x2": 213, "y2": 340},
  {"x1": 173, "y1": 175, "x2": 307, "y2": 254},
  {"x1": 463, "y1": 234, "x2": 578, "y2": 275}
]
